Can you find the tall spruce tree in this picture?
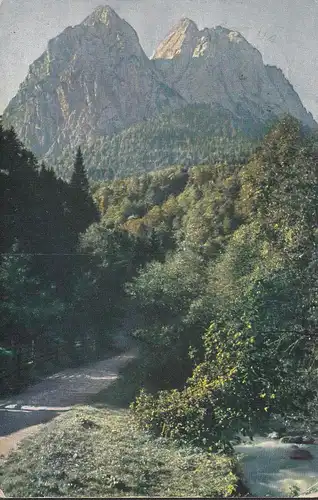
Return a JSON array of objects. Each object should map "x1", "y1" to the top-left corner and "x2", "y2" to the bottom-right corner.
[
  {"x1": 0, "y1": 128, "x2": 103, "y2": 395},
  {"x1": 70, "y1": 147, "x2": 89, "y2": 193},
  {"x1": 69, "y1": 146, "x2": 99, "y2": 237}
]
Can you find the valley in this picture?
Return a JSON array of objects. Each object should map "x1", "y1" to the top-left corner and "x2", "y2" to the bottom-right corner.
[{"x1": 1, "y1": 4, "x2": 318, "y2": 498}]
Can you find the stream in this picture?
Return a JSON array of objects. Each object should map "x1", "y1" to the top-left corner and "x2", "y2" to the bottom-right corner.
[{"x1": 234, "y1": 436, "x2": 318, "y2": 497}]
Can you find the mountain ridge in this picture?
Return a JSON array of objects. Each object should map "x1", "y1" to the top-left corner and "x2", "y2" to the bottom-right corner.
[
  {"x1": 152, "y1": 20, "x2": 316, "y2": 129},
  {"x1": 2, "y1": 5, "x2": 317, "y2": 171}
]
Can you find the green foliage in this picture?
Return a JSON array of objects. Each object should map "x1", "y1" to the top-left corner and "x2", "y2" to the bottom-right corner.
[
  {"x1": 93, "y1": 162, "x2": 242, "y2": 259},
  {"x1": 130, "y1": 116, "x2": 318, "y2": 450},
  {"x1": 69, "y1": 146, "x2": 100, "y2": 236},
  {"x1": 126, "y1": 249, "x2": 211, "y2": 389},
  {"x1": 0, "y1": 125, "x2": 102, "y2": 393},
  {"x1": 61, "y1": 214, "x2": 171, "y2": 361},
  {"x1": 2, "y1": 111, "x2": 317, "y2": 462},
  {"x1": 0, "y1": 243, "x2": 64, "y2": 332},
  {"x1": 0, "y1": 243, "x2": 66, "y2": 391},
  {"x1": 51, "y1": 104, "x2": 258, "y2": 181},
  {"x1": 70, "y1": 147, "x2": 90, "y2": 193}
]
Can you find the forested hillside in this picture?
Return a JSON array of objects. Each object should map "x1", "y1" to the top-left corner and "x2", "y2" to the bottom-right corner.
[
  {"x1": 85, "y1": 115, "x2": 317, "y2": 450},
  {"x1": 127, "y1": 116, "x2": 318, "y2": 450},
  {"x1": 52, "y1": 104, "x2": 259, "y2": 181},
  {"x1": 1, "y1": 115, "x2": 317, "y2": 457},
  {"x1": 0, "y1": 127, "x2": 159, "y2": 393},
  {"x1": 0, "y1": 129, "x2": 97, "y2": 392}
]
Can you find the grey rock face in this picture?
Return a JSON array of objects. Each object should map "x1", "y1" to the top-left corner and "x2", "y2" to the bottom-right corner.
[
  {"x1": 2, "y1": 5, "x2": 185, "y2": 158},
  {"x1": 2, "y1": 8, "x2": 317, "y2": 163},
  {"x1": 152, "y1": 19, "x2": 317, "y2": 129}
]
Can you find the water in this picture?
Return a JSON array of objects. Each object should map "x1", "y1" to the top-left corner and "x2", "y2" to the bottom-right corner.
[{"x1": 234, "y1": 436, "x2": 318, "y2": 497}]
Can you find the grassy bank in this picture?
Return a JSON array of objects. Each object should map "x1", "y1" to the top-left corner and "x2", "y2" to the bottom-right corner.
[{"x1": 0, "y1": 406, "x2": 242, "y2": 497}]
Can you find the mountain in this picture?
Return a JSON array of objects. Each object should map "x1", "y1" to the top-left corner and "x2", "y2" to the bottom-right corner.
[
  {"x1": 152, "y1": 19, "x2": 317, "y2": 130},
  {"x1": 51, "y1": 103, "x2": 258, "y2": 182},
  {"x1": 1, "y1": 0, "x2": 318, "y2": 122},
  {"x1": 2, "y1": 6, "x2": 185, "y2": 158},
  {"x1": 2, "y1": 7, "x2": 317, "y2": 174}
]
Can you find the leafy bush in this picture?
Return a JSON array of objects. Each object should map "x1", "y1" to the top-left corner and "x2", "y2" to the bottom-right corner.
[{"x1": 131, "y1": 117, "x2": 318, "y2": 451}]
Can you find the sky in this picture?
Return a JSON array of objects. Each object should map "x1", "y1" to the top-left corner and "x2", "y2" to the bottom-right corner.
[{"x1": 0, "y1": 0, "x2": 317, "y2": 119}]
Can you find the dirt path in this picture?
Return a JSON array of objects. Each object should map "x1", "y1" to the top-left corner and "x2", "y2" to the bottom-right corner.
[
  {"x1": 0, "y1": 348, "x2": 137, "y2": 458},
  {"x1": 2, "y1": 349, "x2": 318, "y2": 498}
]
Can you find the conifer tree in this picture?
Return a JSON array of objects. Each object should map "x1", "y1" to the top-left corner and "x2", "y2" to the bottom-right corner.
[
  {"x1": 69, "y1": 146, "x2": 99, "y2": 237},
  {"x1": 70, "y1": 147, "x2": 89, "y2": 194}
]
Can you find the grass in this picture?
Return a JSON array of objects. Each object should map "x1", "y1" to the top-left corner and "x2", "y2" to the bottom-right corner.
[
  {"x1": 0, "y1": 357, "x2": 248, "y2": 497},
  {"x1": 0, "y1": 406, "x2": 242, "y2": 497}
]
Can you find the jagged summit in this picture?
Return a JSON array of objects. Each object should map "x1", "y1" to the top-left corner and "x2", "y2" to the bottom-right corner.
[
  {"x1": 178, "y1": 17, "x2": 199, "y2": 30},
  {"x1": 2, "y1": 5, "x2": 184, "y2": 159},
  {"x1": 152, "y1": 18, "x2": 316, "y2": 129},
  {"x1": 153, "y1": 17, "x2": 199, "y2": 60},
  {"x1": 153, "y1": 21, "x2": 255, "y2": 62},
  {"x1": 83, "y1": 5, "x2": 122, "y2": 27},
  {"x1": 44, "y1": 5, "x2": 140, "y2": 63},
  {"x1": 2, "y1": 6, "x2": 317, "y2": 166}
]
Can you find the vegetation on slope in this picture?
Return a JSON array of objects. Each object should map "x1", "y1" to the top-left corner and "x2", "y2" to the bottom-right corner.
[
  {"x1": 51, "y1": 104, "x2": 259, "y2": 181},
  {"x1": 0, "y1": 126, "x2": 101, "y2": 393},
  {"x1": 129, "y1": 116, "x2": 318, "y2": 450},
  {"x1": 0, "y1": 122, "x2": 167, "y2": 394},
  {"x1": 1, "y1": 112, "x2": 317, "y2": 488},
  {"x1": 92, "y1": 160, "x2": 242, "y2": 258},
  {"x1": 0, "y1": 407, "x2": 242, "y2": 498},
  {"x1": 0, "y1": 126, "x2": 158, "y2": 394}
]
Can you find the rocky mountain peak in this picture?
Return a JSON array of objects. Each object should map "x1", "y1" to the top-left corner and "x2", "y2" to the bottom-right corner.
[
  {"x1": 178, "y1": 17, "x2": 199, "y2": 31},
  {"x1": 153, "y1": 21, "x2": 259, "y2": 63},
  {"x1": 81, "y1": 4, "x2": 140, "y2": 42},
  {"x1": 83, "y1": 5, "x2": 121, "y2": 27},
  {"x1": 2, "y1": 6, "x2": 184, "y2": 159},
  {"x1": 153, "y1": 17, "x2": 199, "y2": 60},
  {"x1": 2, "y1": 7, "x2": 316, "y2": 168},
  {"x1": 44, "y1": 4, "x2": 140, "y2": 60},
  {"x1": 152, "y1": 19, "x2": 316, "y2": 129}
]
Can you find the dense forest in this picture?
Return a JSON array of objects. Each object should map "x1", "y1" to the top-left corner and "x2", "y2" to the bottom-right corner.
[
  {"x1": 1, "y1": 115, "x2": 317, "y2": 454},
  {"x1": 51, "y1": 104, "x2": 261, "y2": 181},
  {"x1": 0, "y1": 128, "x2": 159, "y2": 393}
]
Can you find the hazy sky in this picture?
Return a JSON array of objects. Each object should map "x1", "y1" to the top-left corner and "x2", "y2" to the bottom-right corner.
[{"x1": 0, "y1": 0, "x2": 317, "y2": 118}]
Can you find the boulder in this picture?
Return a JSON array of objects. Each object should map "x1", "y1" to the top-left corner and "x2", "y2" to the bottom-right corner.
[
  {"x1": 289, "y1": 448, "x2": 313, "y2": 460},
  {"x1": 303, "y1": 436, "x2": 315, "y2": 445},
  {"x1": 280, "y1": 435, "x2": 303, "y2": 444},
  {"x1": 268, "y1": 431, "x2": 280, "y2": 440}
]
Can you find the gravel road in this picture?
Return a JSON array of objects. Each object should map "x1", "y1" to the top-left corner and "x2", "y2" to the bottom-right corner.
[{"x1": 0, "y1": 348, "x2": 137, "y2": 455}]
